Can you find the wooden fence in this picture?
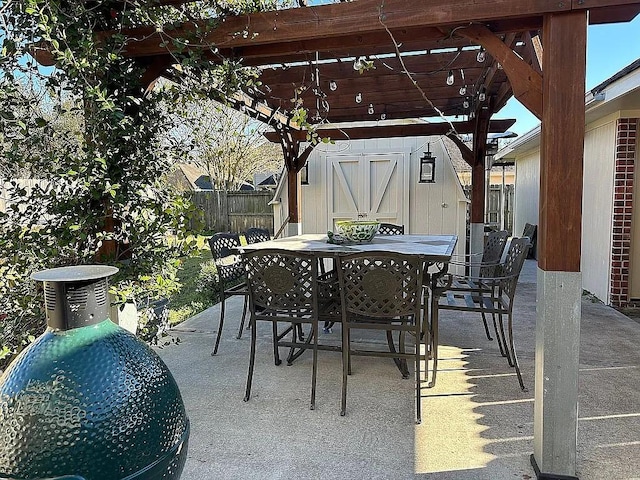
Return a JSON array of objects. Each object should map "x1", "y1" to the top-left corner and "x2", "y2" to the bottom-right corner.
[
  {"x1": 463, "y1": 184, "x2": 514, "y2": 233},
  {"x1": 188, "y1": 190, "x2": 274, "y2": 234}
]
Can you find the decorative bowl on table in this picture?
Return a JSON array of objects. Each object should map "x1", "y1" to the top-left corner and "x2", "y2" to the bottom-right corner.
[{"x1": 335, "y1": 220, "x2": 381, "y2": 243}]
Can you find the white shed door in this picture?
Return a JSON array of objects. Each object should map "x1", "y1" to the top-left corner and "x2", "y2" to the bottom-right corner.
[{"x1": 328, "y1": 152, "x2": 409, "y2": 229}]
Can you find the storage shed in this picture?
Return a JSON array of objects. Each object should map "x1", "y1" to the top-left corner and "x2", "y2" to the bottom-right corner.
[{"x1": 270, "y1": 129, "x2": 469, "y2": 253}]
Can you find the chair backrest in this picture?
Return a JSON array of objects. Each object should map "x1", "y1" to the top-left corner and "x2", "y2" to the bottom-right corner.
[
  {"x1": 243, "y1": 249, "x2": 318, "y2": 314},
  {"x1": 498, "y1": 236, "x2": 530, "y2": 303},
  {"x1": 337, "y1": 252, "x2": 423, "y2": 319},
  {"x1": 522, "y1": 223, "x2": 537, "y2": 259},
  {"x1": 522, "y1": 223, "x2": 537, "y2": 245},
  {"x1": 245, "y1": 227, "x2": 271, "y2": 244},
  {"x1": 208, "y1": 232, "x2": 244, "y2": 282},
  {"x1": 378, "y1": 223, "x2": 405, "y2": 235},
  {"x1": 479, "y1": 230, "x2": 510, "y2": 277}
]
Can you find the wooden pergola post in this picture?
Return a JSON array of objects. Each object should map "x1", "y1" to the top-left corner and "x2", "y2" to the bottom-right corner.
[
  {"x1": 275, "y1": 125, "x2": 315, "y2": 236},
  {"x1": 470, "y1": 109, "x2": 491, "y2": 270},
  {"x1": 532, "y1": 11, "x2": 587, "y2": 480}
]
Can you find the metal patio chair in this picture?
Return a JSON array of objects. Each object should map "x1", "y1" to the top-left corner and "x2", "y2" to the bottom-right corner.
[
  {"x1": 242, "y1": 249, "x2": 322, "y2": 410},
  {"x1": 208, "y1": 232, "x2": 249, "y2": 355},
  {"x1": 244, "y1": 227, "x2": 271, "y2": 244},
  {"x1": 432, "y1": 236, "x2": 530, "y2": 390},
  {"x1": 378, "y1": 223, "x2": 405, "y2": 235},
  {"x1": 337, "y1": 252, "x2": 426, "y2": 423},
  {"x1": 443, "y1": 229, "x2": 510, "y2": 345}
]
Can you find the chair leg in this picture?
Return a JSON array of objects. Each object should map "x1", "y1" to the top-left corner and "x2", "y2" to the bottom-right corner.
[
  {"x1": 480, "y1": 309, "x2": 494, "y2": 341},
  {"x1": 415, "y1": 325, "x2": 422, "y2": 424},
  {"x1": 498, "y1": 313, "x2": 514, "y2": 367},
  {"x1": 386, "y1": 330, "x2": 409, "y2": 378},
  {"x1": 507, "y1": 312, "x2": 526, "y2": 391},
  {"x1": 243, "y1": 315, "x2": 257, "y2": 402},
  {"x1": 212, "y1": 286, "x2": 226, "y2": 356},
  {"x1": 491, "y1": 312, "x2": 508, "y2": 357},
  {"x1": 340, "y1": 321, "x2": 349, "y2": 416},
  {"x1": 347, "y1": 328, "x2": 352, "y2": 376},
  {"x1": 310, "y1": 321, "x2": 318, "y2": 410},
  {"x1": 428, "y1": 295, "x2": 439, "y2": 388},
  {"x1": 272, "y1": 321, "x2": 282, "y2": 366},
  {"x1": 236, "y1": 295, "x2": 249, "y2": 339}
]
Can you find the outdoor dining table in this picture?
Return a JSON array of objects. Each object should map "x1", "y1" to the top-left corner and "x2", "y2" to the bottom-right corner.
[
  {"x1": 239, "y1": 233, "x2": 458, "y2": 260},
  {"x1": 238, "y1": 233, "x2": 458, "y2": 371}
]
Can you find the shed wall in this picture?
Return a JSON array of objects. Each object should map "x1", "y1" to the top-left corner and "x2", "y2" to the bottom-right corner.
[{"x1": 272, "y1": 134, "x2": 468, "y2": 255}]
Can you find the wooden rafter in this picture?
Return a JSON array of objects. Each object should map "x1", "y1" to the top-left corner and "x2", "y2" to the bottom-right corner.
[
  {"x1": 263, "y1": 119, "x2": 516, "y2": 143},
  {"x1": 459, "y1": 24, "x2": 543, "y2": 119},
  {"x1": 70, "y1": 1, "x2": 637, "y2": 129}
]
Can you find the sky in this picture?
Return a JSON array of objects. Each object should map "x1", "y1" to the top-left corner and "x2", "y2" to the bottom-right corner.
[{"x1": 496, "y1": 15, "x2": 640, "y2": 136}]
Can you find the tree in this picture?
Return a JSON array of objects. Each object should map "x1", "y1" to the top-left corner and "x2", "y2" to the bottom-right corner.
[
  {"x1": 0, "y1": 0, "x2": 289, "y2": 367},
  {"x1": 167, "y1": 99, "x2": 283, "y2": 190}
]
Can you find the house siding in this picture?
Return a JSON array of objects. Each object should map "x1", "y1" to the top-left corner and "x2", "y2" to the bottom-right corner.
[
  {"x1": 582, "y1": 120, "x2": 617, "y2": 304},
  {"x1": 513, "y1": 149, "x2": 540, "y2": 239}
]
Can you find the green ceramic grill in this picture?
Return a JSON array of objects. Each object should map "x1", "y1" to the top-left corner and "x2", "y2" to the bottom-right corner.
[{"x1": 0, "y1": 265, "x2": 189, "y2": 480}]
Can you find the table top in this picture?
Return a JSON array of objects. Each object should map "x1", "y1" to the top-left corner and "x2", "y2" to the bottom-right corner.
[{"x1": 239, "y1": 234, "x2": 458, "y2": 262}]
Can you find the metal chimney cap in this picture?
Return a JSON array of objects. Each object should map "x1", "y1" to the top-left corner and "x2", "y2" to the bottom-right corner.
[{"x1": 31, "y1": 265, "x2": 119, "y2": 282}]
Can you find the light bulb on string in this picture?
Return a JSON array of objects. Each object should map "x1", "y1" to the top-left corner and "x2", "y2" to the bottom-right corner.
[
  {"x1": 355, "y1": 92, "x2": 362, "y2": 104},
  {"x1": 478, "y1": 86, "x2": 486, "y2": 102},
  {"x1": 459, "y1": 85, "x2": 467, "y2": 96},
  {"x1": 329, "y1": 80, "x2": 337, "y2": 91},
  {"x1": 446, "y1": 70, "x2": 455, "y2": 86},
  {"x1": 368, "y1": 104, "x2": 374, "y2": 115},
  {"x1": 463, "y1": 98, "x2": 470, "y2": 109},
  {"x1": 477, "y1": 48, "x2": 486, "y2": 63},
  {"x1": 380, "y1": 113, "x2": 386, "y2": 120}
]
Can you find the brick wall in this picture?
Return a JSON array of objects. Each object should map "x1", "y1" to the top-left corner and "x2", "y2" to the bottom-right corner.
[{"x1": 610, "y1": 118, "x2": 639, "y2": 307}]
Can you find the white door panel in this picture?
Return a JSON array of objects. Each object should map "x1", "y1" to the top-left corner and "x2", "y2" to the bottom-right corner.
[{"x1": 328, "y1": 151, "x2": 409, "y2": 230}]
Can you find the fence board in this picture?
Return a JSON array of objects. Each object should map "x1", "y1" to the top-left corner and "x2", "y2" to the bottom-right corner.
[{"x1": 189, "y1": 190, "x2": 274, "y2": 234}]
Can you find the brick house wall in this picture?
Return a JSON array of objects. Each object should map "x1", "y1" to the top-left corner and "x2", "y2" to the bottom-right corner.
[{"x1": 610, "y1": 118, "x2": 639, "y2": 307}]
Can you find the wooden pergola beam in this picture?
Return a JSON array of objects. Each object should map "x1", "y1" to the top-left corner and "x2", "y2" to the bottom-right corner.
[
  {"x1": 445, "y1": 133, "x2": 474, "y2": 165},
  {"x1": 263, "y1": 119, "x2": 516, "y2": 143},
  {"x1": 103, "y1": 0, "x2": 572, "y2": 58},
  {"x1": 460, "y1": 24, "x2": 543, "y2": 119}
]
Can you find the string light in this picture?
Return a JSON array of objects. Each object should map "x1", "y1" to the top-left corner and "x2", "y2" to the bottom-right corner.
[
  {"x1": 478, "y1": 86, "x2": 486, "y2": 102},
  {"x1": 355, "y1": 92, "x2": 362, "y2": 103},
  {"x1": 368, "y1": 103, "x2": 374, "y2": 115},
  {"x1": 459, "y1": 85, "x2": 467, "y2": 96},
  {"x1": 463, "y1": 98, "x2": 470, "y2": 109},
  {"x1": 380, "y1": 113, "x2": 386, "y2": 120},
  {"x1": 446, "y1": 70, "x2": 455, "y2": 86},
  {"x1": 329, "y1": 80, "x2": 337, "y2": 91},
  {"x1": 477, "y1": 48, "x2": 486, "y2": 63}
]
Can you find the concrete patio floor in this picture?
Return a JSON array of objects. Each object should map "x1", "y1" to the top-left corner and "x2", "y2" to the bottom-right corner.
[{"x1": 158, "y1": 259, "x2": 640, "y2": 479}]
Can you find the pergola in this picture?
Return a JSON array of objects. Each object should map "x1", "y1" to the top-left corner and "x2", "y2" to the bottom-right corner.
[{"x1": 54, "y1": 1, "x2": 640, "y2": 478}]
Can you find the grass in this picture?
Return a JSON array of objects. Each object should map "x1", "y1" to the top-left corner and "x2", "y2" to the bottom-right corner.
[
  {"x1": 168, "y1": 237, "x2": 215, "y2": 325},
  {"x1": 167, "y1": 233, "x2": 250, "y2": 325}
]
